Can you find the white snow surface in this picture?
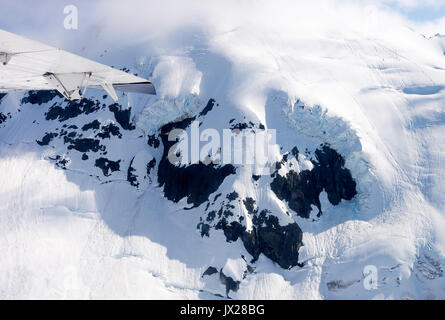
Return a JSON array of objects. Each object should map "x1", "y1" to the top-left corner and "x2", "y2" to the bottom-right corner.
[{"x1": 1, "y1": 1, "x2": 445, "y2": 299}]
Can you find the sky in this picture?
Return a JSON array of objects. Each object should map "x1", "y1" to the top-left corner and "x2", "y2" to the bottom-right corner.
[
  {"x1": 1, "y1": 1, "x2": 445, "y2": 28},
  {"x1": 1, "y1": 0, "x2": 445, "y2": 56},
  {"x1": 384, "y1": 0, "x2": 445, "y2": 21},
  {"x1": 404, "y1": 6, "x2": 445, "y2": 22}
]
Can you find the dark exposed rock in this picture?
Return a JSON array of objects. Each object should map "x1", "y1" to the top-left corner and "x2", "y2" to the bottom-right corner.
[
  {"x1": 146, "y1": 158, "x2": 156, "y2": 175},
  {"x1": 252, "y1": 174, "x2": 261, "y2": 181},
  {"x1": 82, "y1": 120, "x2": 121, "y2": 140},
  {"x1": 95, "y1": 157, "x2": 121, "y2": 176},
  {"x1": 158, "y1": 117, "x2": 236, "y2": 207},
  {"x1": 96, "y1": 123, "x2": 122, "y2": 139},
  {"x1": 21, "y1": 90, "x2": 61, "y2": 105},
  {"x1": 226, "y1": 191, "x2": 239, "y2": 201},
  {"x1": 0, "y1": 113, "x2": 6, "y2": 124},
  {"x1": 197, "y1": 192, "x2": 241, "y2": 238},
  {"x1": 48, "y1": 155, "x2": 70, "y2": 169},
  {"x1": 45, "y1": 98, "x2": 101, "y2": 121},
  {"x1": 202, "y1": 266, "x2": 218, "y2": 277},
  {"x1": 216, "y1": 219, "x2": 245, "y2": 242},
  {"x1": 213, "y1": 193, "x2": 222, "y2": 203},
  {"x1": 199, "y1": 98, "x2": 217, "y2": 117},
  {"x1": 159, "y1": 161, "x2": 235, "y2": 207},
  {"x1": 230, "y1": 122, "x2": 250, "y2": 131},
  {"x1": 217, "y1": 206, "x2": 234, "y2": 219},
  {"x1": 270, "y1": 145, "x2": 357, "y2": 218},
  {"x1": 127, "y1": 157, "x2": 138, "y2": 187},
  {"x1": 108, "y1": 103, "x2": 135, "y2": 130},
  {"x1": 282, "y1": 153, "x2": 289, "y2": 162},
  {"x1": 37, "y1": 132, "x2": 58, "y2": 146},
  {"x1": 313, "y1": 145, "x2": 357, "y2": 205},
  {"x1": 246, "y1": 264, "x2": 255, "y2": 275},
  {"x1": 252, "y1": 212, "x2": 303, "y2": 269},
  {"x1": 65, "y1": 137, "x2": 104, "y2": 153},
  {"x1": 0, "y1": 93, "x2": 7, "y2": 102},
  {"x1": 219, "y1": 269, "x2": 240, "y2": 298},
  {"x1": 197, "y1": 222, "x2": 211, "y2": 237},
  {"x1": 206, "y1": 210, "x2": 216, "y2": 222},
  {"x1": 271, "y1": 169, "x2": 322, "y2": 218},
  {"x1": 243, "y1": 197, "x2": 257, "y2": 214},
  {"x1": 81, "y1": 153, "x2": 89, "y2": 161},
  {"x1": 147, "y1": 134, "x2": 160, "y2": 148},
  {"x1": 82, "y1": 120, "x2": 101, "y2": 131},
  {"x1": 216, "y1": 209, "x2": 303, "y2": 269},
  {"x1": 229, "y1": 121, "x2": 263, "y2": 131},
  {"x1": 206, "y1": 193, "x2": 304, "y2": 269}
]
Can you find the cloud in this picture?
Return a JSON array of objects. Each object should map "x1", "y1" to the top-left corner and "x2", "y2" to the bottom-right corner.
[{"x1": 1, "y1": 0, "x2": 444, "y2": 53}]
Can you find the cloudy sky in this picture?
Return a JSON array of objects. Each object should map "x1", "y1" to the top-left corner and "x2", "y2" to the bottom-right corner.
[
  {"x1": 1, "y1": 1, "x2": 444, "y2": 33},
  {"x1": 0, "y1": 1, "x2": 443, "y2": 32},
  {"x1": 1, "y1": 0, "x2": 445, "y2": 62},
  {"x1": 384, "y1": 0, "x2": 445, "y2": 21}
]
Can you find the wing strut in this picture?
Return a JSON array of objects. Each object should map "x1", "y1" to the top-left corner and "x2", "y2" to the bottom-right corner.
[
  {"x1": 100, "y1": 82, "x2": 119, "y2": 102},
  {"x1": 43, "y1": 72, "x2": 91, "y2": 101}
]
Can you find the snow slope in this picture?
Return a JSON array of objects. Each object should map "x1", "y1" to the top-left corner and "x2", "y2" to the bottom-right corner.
[{"x1": 1, "y1": 1, "x2": 445, "y2": 299}]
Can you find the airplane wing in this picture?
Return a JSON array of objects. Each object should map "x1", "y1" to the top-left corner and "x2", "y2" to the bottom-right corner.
[{"x1": 0, "y1": 29, "x2": 155, "y2": 102}]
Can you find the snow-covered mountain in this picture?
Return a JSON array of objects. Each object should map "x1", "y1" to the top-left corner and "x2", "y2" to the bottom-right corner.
[{"x1": 1, "y1": 1, "x2": 445, "y2": 299}]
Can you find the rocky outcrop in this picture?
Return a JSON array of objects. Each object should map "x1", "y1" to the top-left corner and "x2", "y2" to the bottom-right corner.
[
  {"x1": 37, "y1": 132, "x2": 58, "y2": 146},
  {"x1": 271, "y1": 145, "x2": 357, "y2": 218},
  {"x1": 215, "y1": 208, "x2": 303, "y2": 269},
  {"x1": 157, "y1": 106, "x2": 236, "y2": 208},
  {"x1": 45, "y1": 98, "x2": 101, "y2": 122},
  {"x1": 219, "y1": 269, "x2": 240, "y2": 298},
  {"x1": 127, "y1": 157, "x2": 139, "y2": 187},
  {"x1": 108, "y1": 103, "x2": 135, "y2": 130},
  {"x1": 21, "y1": 90, "x2": 61, "y2": 105},
  {"x1": 95, "y1": 157, "x2": 121, "y2": 176}
]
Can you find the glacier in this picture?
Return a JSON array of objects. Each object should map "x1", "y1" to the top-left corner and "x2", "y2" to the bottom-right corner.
[{"x1": 1, "y1": 0, "x2": 445, "y2": 299}]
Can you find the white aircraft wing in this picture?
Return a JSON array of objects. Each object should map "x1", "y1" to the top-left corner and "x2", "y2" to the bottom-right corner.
[{"x1": 0, "y1": 29, "x2": 155, "y2": 102}]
